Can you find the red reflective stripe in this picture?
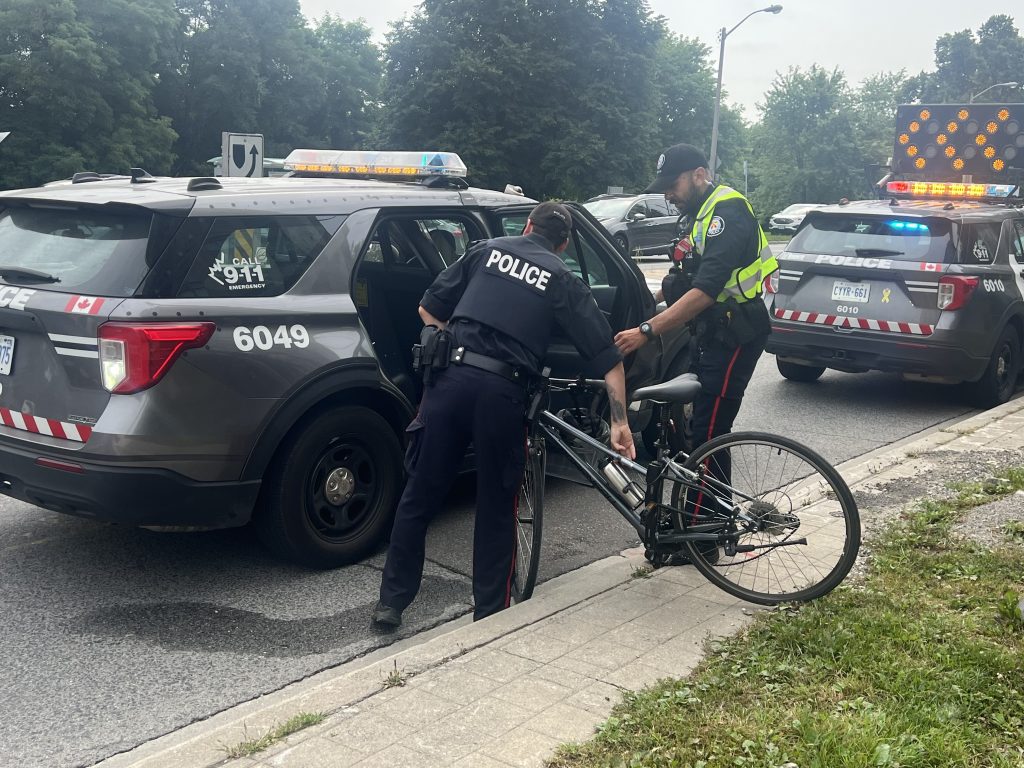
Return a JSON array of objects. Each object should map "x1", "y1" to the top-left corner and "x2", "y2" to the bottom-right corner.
[
  {"x1": 49, "y1": 420, "x2": 68, "y2": 440},
  {"x1": 0, "y1": 408, "x2": 13, "y2": 428},
  {"x1": 77, "y1": 425, "x2": 93, "y2": 442},
  {"x1": 694, "y1": 346, "x2": 741, "y2": 521}
]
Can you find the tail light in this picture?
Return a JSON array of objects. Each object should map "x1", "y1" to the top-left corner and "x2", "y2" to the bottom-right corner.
[
  {"x1": 936, "y1": 276, "x2": 978, "y2": 311},
  {"x1": 98, "y1": 323, "x2": 215, "y2": 394},
  {"x1": 763, "y1": 270, "x2": 779, "y2": 294}
]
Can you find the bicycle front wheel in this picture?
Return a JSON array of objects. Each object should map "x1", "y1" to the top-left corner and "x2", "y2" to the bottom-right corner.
[
  {"x1": 672, "y1": 431, "x2": 860, "y2": 604},
  {"x1": 511, "y1": 436, "x2": 545, "y2": 602}
]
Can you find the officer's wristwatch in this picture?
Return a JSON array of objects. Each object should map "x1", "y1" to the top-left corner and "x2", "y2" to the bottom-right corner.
[{"x1": 639, "y1": 321, "x2": 656, "y2": 340}]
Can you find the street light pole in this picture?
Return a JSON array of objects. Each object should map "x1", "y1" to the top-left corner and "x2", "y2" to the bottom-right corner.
[
  {"x1": 708, "y1": 4, "x2": 782, "y2": 182},
  {"x1": 969, "y1": 81, "x2": 1020, "y2": 103}
]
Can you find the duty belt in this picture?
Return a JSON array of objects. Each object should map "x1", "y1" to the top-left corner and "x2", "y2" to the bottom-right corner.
[{"x1": 450, "y1": 347, "x2": 525, "y2": 385}]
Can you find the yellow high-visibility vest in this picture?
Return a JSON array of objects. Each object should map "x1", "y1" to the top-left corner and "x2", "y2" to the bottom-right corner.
[{"x1": 690, "y1": 185, "x2": 778, "y2": 303}]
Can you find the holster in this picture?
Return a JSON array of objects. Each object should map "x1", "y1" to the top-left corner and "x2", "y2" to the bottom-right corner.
[
  {"x1": 411, "y1": 326, "x2": 452, "y2": 385},
  {"x1": 696, "y1": 299, "x2": 769, "y2": 348}
]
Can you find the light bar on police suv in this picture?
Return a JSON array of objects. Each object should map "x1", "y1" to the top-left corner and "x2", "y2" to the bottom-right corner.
[
  {"x1": 885, "y1": 181, "x2": 1016, "y2": 199},
  {"x1": 892, "y1": 104, "x2": 1023, "y2": 177},
  {"x1": 283, "y1": 149, "x2": 467, "y2": 178}
]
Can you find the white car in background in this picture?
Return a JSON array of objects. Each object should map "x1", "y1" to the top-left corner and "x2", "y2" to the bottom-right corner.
[{"x1": 769, "y1": 203, "x2": 826, "y2": 233}]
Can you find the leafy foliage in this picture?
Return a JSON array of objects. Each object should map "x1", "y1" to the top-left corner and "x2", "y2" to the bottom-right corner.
[
  {"x1": 0, "y1": 0, "x2": 179, "y2": 188},
  {"x1": 377, "y1": 0, "x2": 666, "y2": 200}
]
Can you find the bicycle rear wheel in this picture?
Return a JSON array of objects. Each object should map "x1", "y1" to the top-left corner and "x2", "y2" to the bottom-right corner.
[
  {"x1": 511, "y1": 436, "x2": 545, "y2": 602},
  {"x1": 671, "y1": 431, "x2": 860, "y2": 604}
]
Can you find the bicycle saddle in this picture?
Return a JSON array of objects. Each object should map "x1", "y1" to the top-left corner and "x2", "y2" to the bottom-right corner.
[{"x1": 632, "y1": 372, "x2": 701, "y2": 404}]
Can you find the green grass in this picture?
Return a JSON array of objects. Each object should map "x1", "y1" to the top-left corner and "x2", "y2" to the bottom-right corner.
[
  {"x1": 549, "y1": 469, "x2": 1024, "y2": 768},
  {"x1": 222, "y1": 712, "x2": 326, "y2": 759}
]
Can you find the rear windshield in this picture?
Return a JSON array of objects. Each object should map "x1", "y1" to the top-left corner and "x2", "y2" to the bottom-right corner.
[
  {"x1": 788, "y1": 214, "x2": 956, "y2": 263},
  {"x1": 0, "y1": 205, "x2": 154, "y2": 295}
]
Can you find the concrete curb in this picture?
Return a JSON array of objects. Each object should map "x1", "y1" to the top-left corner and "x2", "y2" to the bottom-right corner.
[{"x1": 93, "y1": 395, "x2": 1024, "y2": 768}]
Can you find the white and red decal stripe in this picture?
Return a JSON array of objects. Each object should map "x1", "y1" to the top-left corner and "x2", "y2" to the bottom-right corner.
[
  {"x1": 0, "y1": 407, "x2": 93, "y2": 442},
  {"x1": 773, "y1": 308, "x2": 933, "y2": 336}
]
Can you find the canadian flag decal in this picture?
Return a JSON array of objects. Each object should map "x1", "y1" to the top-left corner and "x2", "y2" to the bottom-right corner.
[{"x1": 65, "y1": 296, "x2": 105, "y2": 315}]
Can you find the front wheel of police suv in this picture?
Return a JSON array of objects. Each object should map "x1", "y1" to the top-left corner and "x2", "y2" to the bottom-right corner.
[{"x1": 255, "y1": 405, "x2": 403, "y2": 568}]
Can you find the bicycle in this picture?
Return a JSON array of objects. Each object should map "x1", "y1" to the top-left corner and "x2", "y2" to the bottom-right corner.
[{"x1": 511, "y1": 370, "x2": 861, "y2": 605}]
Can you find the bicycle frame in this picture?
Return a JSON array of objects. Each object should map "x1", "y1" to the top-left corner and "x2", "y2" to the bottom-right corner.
[{"x1": 531, "y1": 402, "x2": 749, "y2": 547}]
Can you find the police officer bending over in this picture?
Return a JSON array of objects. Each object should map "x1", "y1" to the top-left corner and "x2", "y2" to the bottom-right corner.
[
  {"x1": 615, "y1": 145, "x2": 777, "y2": 559},
  {"x1": 373, "y1": 202, "x2": 634, "y2": 628}
]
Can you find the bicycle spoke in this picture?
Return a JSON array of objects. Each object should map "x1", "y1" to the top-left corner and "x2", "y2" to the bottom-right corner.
[{"x1": 672, "y1": 432, "x2": 860, "y2": 604}]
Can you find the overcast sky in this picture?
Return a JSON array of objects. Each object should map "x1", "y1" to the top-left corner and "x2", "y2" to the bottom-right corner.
[{"x1": 297, "y1": 1, "x2": 1021, "y2": 119}]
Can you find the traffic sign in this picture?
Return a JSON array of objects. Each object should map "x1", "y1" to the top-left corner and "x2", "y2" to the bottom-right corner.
[{"x1": 221, "y1": 132, "x2": 264, "y2": 177}]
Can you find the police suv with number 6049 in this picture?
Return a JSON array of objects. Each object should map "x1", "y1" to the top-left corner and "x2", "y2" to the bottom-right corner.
[{"x1": 0, "y1": 151, "x2": 689, "y2": 567}]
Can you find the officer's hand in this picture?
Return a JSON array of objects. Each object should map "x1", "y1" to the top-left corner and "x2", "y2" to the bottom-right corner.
[
  {"x1": 614, "y1": 328, "x2": 647, "y2": 356},
  {"x1": 610, "y1": 422, "x2": 636, "y2": 460}
]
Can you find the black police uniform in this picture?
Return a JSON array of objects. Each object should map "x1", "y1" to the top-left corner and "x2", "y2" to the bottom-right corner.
[
  {"x1": 379, "y1": 232, "x2": 621, "y2": 620},
  {"x1": 686, "y1": 187, "x2": 771, "y2": 452}
]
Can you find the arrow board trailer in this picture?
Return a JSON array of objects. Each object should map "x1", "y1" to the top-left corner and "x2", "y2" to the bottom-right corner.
[{"x1": 221, "y1": 132, "x2": 265, "y2": 178}]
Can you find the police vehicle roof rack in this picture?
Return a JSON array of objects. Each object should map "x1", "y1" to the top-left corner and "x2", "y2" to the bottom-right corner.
[
  {"x1": 70, "y1": 172, "x2": 122, "y2": 184},
  {"x1": 418, "y1": 175, "x2": 469, "y2": 190},
  {"x1": 187, "y1": 177, "x2": 223, "y2": 192}
]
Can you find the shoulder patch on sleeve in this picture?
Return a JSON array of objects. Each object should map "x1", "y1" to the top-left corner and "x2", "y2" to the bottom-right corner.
[{"x1": 707, "y1": 215, "x2": 725, "y2": 237}]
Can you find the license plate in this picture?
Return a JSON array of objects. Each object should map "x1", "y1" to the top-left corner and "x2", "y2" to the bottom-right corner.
[
  {"x1": 0, "y1": 335, "x2": 13, "y2": 376},
  {"x1": 831, "y1": 280, "x2": 870, "y2": 303}
]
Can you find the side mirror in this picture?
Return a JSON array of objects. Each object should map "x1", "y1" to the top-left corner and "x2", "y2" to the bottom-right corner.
[{"x1": 630, "y1": 212, "x2": 647, "y2": 222}]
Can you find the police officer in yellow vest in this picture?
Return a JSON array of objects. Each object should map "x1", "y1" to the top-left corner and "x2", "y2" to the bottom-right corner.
[{"x1": 616, "y1": 144, "x2": 776, "y2": 558}]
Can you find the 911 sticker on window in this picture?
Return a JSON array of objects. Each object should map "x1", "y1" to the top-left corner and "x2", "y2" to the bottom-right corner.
[{"x1": 233, "y1": 325, "x2": 310, "y2": 351}]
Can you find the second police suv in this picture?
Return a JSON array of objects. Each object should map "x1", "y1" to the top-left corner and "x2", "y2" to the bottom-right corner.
[
  {"x1": 0, "y1": 150, "x2": 690, "y2": 568},
  {"x1": 766, "y1": 102, "x2": 1024, "y2": 407}
]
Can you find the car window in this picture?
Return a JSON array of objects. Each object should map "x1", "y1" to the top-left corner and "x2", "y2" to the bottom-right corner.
[
  {"x1": 962, "y1": 223, "x2": 1001, "y2": 265},
  {"x1": 417, "y1": 218, "x2": 472, "y2": 266},
  {"x1": 583, "y1": 198, "x2": 631, "y2": 219},
  {"x1": 647, "y1": 197, "x2": 672, "y2": 216},
  {"x1": 495, "y1": 212, "x2": 609, "y2": 287},
  {"x1": 178, "y1": 215, "x2": 340, "y2": 298},
  {"x1": 1011, "y1": 220, "x2": 1024, "y2": 265},
  {"x1": 626, "y1": 201, "x2": 648, "y2": 220},
  {"x1": 788, "y1": 214, "x2": 956, "y2": 263},
  {"x1": 0, "y1": 205, "x2": 155, "y2": 296}
]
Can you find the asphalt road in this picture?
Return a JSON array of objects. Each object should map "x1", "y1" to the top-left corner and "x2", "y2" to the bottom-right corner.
[{"x1": 0, "y1": 249, "x2": 991, "y2": 767}]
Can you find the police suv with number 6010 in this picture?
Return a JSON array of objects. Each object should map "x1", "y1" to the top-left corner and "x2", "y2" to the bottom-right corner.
[
  {"x1": 766, "y1": 103, "x2": 1024, "y2": 408},
  {"x1": 0, "y1": 151, "x2": 689, "y2": 567}
]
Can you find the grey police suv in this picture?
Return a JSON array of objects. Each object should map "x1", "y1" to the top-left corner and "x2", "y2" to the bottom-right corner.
[
  {"x1": 766, "y1": 181, "x2": 1024, "y2": 407},
  {"x1": 0, "y1": 153, "x2": 688, "y2": 568}
]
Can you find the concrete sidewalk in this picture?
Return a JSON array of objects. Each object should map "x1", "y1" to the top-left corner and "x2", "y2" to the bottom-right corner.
[{"x1": 95, "y1": 396, "x2": 1024, "y2": 768}]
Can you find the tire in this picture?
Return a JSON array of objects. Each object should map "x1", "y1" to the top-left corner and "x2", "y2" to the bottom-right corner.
[
  {"x1": 511, "y1": 436, "x2": 545, "y2": 602},
  {"x1": 670, "y1": 431, "x2": 860, "y2": 604},
  {"x1": 967, "y1": 326, "x2": 1020, "y2": 409},
  {"x1": 776, "y1": 359, "x2": 826, "y2": 382},
  {"x1": 613, "y1": 233, "x2": 629, "y2": 256},
  {"x1": 254, "y1": 406, "x2": 403, "y2": 569}
]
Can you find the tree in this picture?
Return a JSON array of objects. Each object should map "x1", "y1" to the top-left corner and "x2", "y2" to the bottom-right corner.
[
  {"x1": 308, "y1": 15, "x2": 382, "y2": 149},
  {"x1": 154, "y1": 0, "x2": 327, "y2": 175},
  {"x1": 750, "y1": 66, "x2": 866, "y2": 219},
  {"x1": 853, "y1": 70, "x2": 908, "y2": 168},
  {"x1": 653, "y1": 33, "x2": 747, "y2": 187},
  {"x1": 903, "y1": 14, "x2": 1023, "y2": 104},
  {"x1": 378, "y1": 0, "x2": 665, "y2": 200},
  {"x1": 0, "y1": 0, "x2": 178, "y2": 189}
]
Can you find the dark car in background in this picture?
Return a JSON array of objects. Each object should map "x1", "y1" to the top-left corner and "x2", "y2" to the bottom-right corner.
[{"x1": 584, "y1": 193, "x2": 680, "y2": 258}]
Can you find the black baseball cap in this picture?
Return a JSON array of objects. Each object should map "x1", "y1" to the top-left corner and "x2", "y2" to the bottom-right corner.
[
  {"x1": 528, "y1": 201, "x2": 573, "y2": 241},
  {"x1": 644, "y1": 143, "x2": 708, "y2": 193}
]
